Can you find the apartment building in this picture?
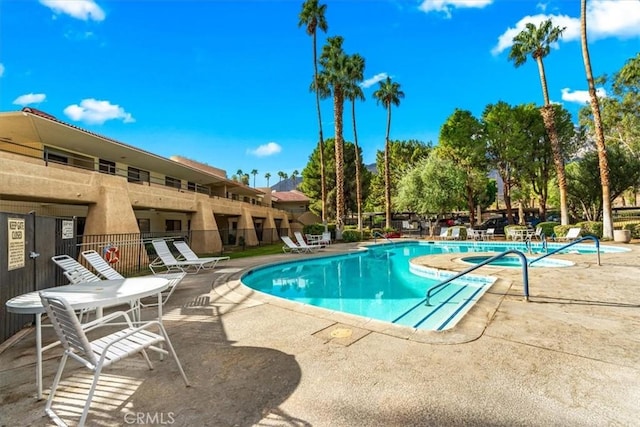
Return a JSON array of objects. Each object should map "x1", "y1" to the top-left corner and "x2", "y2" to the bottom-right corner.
[{"x1": 0, "y1": 107, "x2": 298, "y2": 254}]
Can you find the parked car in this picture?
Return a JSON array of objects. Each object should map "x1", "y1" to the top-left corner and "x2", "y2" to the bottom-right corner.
[{"x1": 474, "y1": 217, "x2": 510, "y2": 235}]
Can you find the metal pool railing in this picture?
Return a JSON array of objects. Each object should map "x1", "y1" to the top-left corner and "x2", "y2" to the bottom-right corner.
[
  {"x1": 372, "y1": 231, "x2": 396, "y2": 245},
  {"x1": 528, "y1": 236, "x2": 601, "y2": 267}
]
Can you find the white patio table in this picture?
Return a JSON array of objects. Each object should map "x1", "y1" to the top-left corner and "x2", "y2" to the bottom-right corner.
[{"x1": 5, "y1": 276, "x2": 169, "y2": 400}]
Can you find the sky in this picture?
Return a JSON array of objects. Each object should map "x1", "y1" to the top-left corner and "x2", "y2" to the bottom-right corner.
[{"x1": 1, "y1": 0, "x2": 639, "y2": 188}]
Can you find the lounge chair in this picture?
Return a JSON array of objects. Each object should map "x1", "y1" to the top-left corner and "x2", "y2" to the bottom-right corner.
[
  {"x1": 445, "y1": 227, "x2": 461, "y2": 240},
  {"x1": 150, "y1": 239, "x2": 214, "y2": 274},
  {"x1": 318, "y1": 231, "x2": 331, "y2": 246},
  {"x1": 173, "y1": 241, "x2": 230, "y2": 269},
  {"x1": 282, "y1": 236, "x2": 302, "y2": 253},
  {"x1": 485, "y1": 228, "x2": 495, "y2": 240},
  {"x1": 51, "y1": 255, "x2": 101, "y2": 284},
  {"x1": 294, "y1": 232, "x2": 321, "y2": 252},
  {"x1": 39, "y1": 292, "x2": 189, "y2": 427},
  {"x1": 81, "y1": 249, "x2": 186, "y2": 307},
  {"x1": 437, "y1": 227, "x2": 449, "y2": 240},
  {"x1": 556, "y1": 227, "x2": 582, "y2": 242}
]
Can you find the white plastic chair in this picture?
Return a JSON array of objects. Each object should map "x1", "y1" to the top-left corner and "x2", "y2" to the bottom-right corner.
[
  {"x1": 39, "y1": 292, "x2": 189, "y2": 427},
  {"x1": 172, "y1": 241, "x2": 230, "y2": 269},
  {"x1": 319, "y1": 232, "x2": 331, "y2": 245},
  {"x1": 281, "y1": 236, "x2": 305, "y2": 254},
  {"x1": 81, "y1": 250, "x2": 186, "y2": 307},
  {"x1": 52, "y1": 255, "x2": 101, "y2": 284},
  {"x1": 150, "y1": 239, "x2": 212, "y2": 274},
  {"x1": 557, "y1": 227, "x2": 582, "y2": 242},
  {"x1": 294, "y1": 232, "x2": 321, "y2": 252},
  {"x1": 437, "y1": 227, "x2": 449, "y2": 240}
]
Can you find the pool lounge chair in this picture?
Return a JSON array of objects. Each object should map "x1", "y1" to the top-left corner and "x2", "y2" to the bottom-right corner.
[
  {"x1": 437, "y1": 227, "x2": 449, "y2": 240},
  {"x1": 282, "y1": 236, "x2": 317, "y2": 254},
  {"x1": 172, "y1": 241, "x2": 230, "y2": 269},
  {"x1": 294, "y1": 232, "x2": 321, "y2": 252},
  {"x1": 81, "y1": 249, "x2": 186, "y2": 307},
  {"x1": 51, "y1": 254, "x2": 101, "y2": 284},
  {"x1": 150, "y1": 239, "x2": 214, "y2": 274},
  {"x1": 556, "y1": 227, "x2": 582, "y2": 242}
]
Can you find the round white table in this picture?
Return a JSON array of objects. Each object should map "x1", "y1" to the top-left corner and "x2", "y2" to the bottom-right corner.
[{"x1": 6, "y1": 277, "x2": 169, "y2": 400}]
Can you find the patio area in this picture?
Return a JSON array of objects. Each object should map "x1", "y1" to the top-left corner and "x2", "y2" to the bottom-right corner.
[{"x1": 1, "y1": 241, "x2": 639, "y2": 426}]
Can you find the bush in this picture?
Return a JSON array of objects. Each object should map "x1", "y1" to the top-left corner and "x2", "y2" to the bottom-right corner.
[
  {"x1": 342, "y1": 229, "x2": 361, "y2": 242},
  {"x1": 537, "y1": 221, "x2": 559, "y2": 239},
  {"x1": 576, "y1": 221, "x2": 602, "y2": 238}
]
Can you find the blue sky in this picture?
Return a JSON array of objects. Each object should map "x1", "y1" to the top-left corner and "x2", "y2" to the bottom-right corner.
[{"x1": 1, "y1": 0, "x2": 639, "y2": 188}]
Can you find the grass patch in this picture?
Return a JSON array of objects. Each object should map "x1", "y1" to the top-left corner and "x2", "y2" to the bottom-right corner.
[{"x1": 222, "y1": 243, "x2": 284, "y2": 259}]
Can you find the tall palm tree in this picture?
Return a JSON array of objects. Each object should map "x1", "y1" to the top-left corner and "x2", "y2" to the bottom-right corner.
[
  {"x1": 581, "y1": 0, "x2": 612, "y2": 239},
  {"x1": 298, "y1": 0, "x2": 328, "y2": 223},
  {"x1": 344, "y1": 53, "x2": 366, "y2": 231},
  {"x1": 277, "y1": 171, "x2": 285, "y2": 184},
  {"x1": 318, "y1": 36, "x2": 351, "y2": 234},
  {"x1": 292, "y1": 170, "x2": 299, "y2": 188},
  {"x1": 373, "y1": 76, "x2": 404, "y2": 229},
  {"x1": 251, "y1": 169, "x2": 258, "y2": 187},
  {"x1": 265, "y1": 172, "x2": 271, "y2": 187},
  {"x1": 508, "y1": 19, "x2": 569, "y2": 225}
]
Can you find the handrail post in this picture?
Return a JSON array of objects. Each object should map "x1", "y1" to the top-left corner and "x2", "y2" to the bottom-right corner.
[{"x1": 528, "y1": 235, "x2": 600, "y2": 267}]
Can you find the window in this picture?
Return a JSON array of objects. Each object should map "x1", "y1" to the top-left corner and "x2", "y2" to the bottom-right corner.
[
  {"x1": 137, "y1": 218, "x2": 151, "y2": 233},
  {"x1": 45, "y1": 150, "x2": 68, "y2": 164},
  {"x1": 187, "y1": 181, "x2": 196, "y2": 192},
  {"x1": 99, "y1": 159, "x2": 116, "y2": 175},
  {"x1": 165, "y1": 219, "x2": 181, "y2": 232},
  {"x1": 128, "y1": 167, "x2": 150, "y2": 184},
  {"x1": 165, "y1": 176, "x2": 181, "y2": 189}
]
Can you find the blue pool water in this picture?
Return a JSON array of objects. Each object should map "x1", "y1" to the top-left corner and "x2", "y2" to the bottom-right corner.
[
  {"x1": 241, "y1": 241, "x2": 626, "y2": 331},
  {"x1": 461, "y1": 255, "x2": 574, "y2": 268}
]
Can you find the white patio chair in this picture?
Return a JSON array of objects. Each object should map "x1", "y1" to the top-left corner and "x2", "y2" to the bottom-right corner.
[
  {"x1": 294, "y1": 232, "x2": 321, "y2": 252},
  {"x1": 318, "y1": 231, "x2": 331, "y2": 246},
  {"x1": 449, "y1": 227, "x2": 461, "y2": 240},
  {"x1": 39, "y1": 292, "x2": 189, "y2": 427},
  {"x1": 172, "y1": 241, "x2": 230, "y2": 269},
  {"x1": 437, "y1": 227, "x2": 449, "y2": 240},
  {"x1": 51, "y1": 255, "x2": 101, "y2": 284},
  {"x1": 282, "y1": 236, "x2": 304, "y2": 253},
  {"x1": 485, "y1": 228, "x2": 495, "y2": 240},
  {"x1": 149, "y1": 239, "x2": 212, "y2": 274},
  {"x1": 81, "y1": 250, "x2": 186, "y2": 307},
  {"x1": 557, "y1": 227, "x2": 582, "y2": 242}
]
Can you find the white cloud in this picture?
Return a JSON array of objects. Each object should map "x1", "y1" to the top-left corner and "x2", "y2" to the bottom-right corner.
[
  {"x1": 63, "y1": 99, "x2": 135, "y2": 125},
  {"x1": 247, "y1": 142, "x2": 282, "y2": 157},
  {"x1": 418, "y1": 0, "x2": 493, "y2": 18},
  {"x1": 0, "y1": 63, "x2": 4, "y2": 77},
  {"x1": 561, "y1": 87, "x2": 607, "y2": 104},
  {"x1": 361, "y1": 73, "x2": 388, "y2": 89},
  {"x1": 13, "y1": 93, "x2": 47, "y2": 106},
  {"x1": 40, "y1": 0, "x2": 105, "y2": 21},
  {"x1": 492, "y1": 1, "x2": 640, "y2": 55}
]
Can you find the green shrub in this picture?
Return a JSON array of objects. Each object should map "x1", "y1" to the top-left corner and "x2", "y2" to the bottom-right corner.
[
  {"x1": 342, "y1": 229, "x2": 361, "y2": 242},
  {"x1": 537, "y1": 221, "x2": 559, "y2": 238},
  {"x1": 575, "y1": 221, "x2": 602, "y2": 238},
  {"x1": 553, "y1": 225, "x2": 579, "y2": 239}
]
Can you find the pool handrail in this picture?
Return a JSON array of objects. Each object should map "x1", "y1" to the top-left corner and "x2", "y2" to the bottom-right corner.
[
  {"x1": 425, "y1": 249, "x2": 530, "y2": 305},
  {"x1": 372, "y1": 231, "x2": 396, "y2": 245},
  {"x1": 528, "y1": 235, "x2": 600, "y2": 267}
]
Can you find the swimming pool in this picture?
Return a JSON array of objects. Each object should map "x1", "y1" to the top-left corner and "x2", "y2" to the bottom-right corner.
[
  {"x1": 461, "y1": 255, "x2": 574, "y2": 268},
  {"x1": 241, "y1": 241, "x2": 626, "y2": 331}
]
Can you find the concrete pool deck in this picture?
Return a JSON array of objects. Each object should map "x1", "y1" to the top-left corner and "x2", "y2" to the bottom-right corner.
[{"x1": 1, "y1": 239, "x2": 639, "y2": 426}]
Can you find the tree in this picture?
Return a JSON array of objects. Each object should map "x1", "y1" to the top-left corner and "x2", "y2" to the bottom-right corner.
[
  {"x1": 438, "y1": 109, "x2": 487, "y2": 225},
  {"x1": 299, "y1": 0, "x2": 329, "y2": 223},
  {"x1": 395, "y1": 152, "x2": 467, "y2": 217},
  {"x1": 344, "y1": 53, "x2": 366, "y2": 230},
  {"x1": 300, "y1": 138, "x2": 370, "y2": 220},
  {"x1": 373, "y1": 76, "x2": 404, "y2": 229},
  {"x1": 292, "y1": 170, "x2": 299, "y2": 188},
  {"x1": 251, "y1": 169, "x2": 258, "y2": 188},
  {"x1": 581, "y1": 0, "x2": 612, "y2": 239},
  {"x1": 278, "y1": 171, "x2": 285, "y2": 184},
  {"x1": 509, "y1": 19, "x2": 569, "y2": 225},
  {"x1": 365, "y1": 140, "x2": 431, "y2": 213},
  {"x1": 318, "y1": 36, "x2": 352, "y2": 234},
  {"x1": 265, "y1": 172, "x2": 271, "y2": 187}
]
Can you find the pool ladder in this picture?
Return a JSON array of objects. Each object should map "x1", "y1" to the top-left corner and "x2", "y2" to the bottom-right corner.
[{"x1": 372, "y1": 231, "x2": 396, "y2": 245}]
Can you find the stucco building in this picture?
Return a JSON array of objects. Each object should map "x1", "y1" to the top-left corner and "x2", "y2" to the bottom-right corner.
[{"x1": 0, "y1": 107, "x2": 310, "y2": 254}]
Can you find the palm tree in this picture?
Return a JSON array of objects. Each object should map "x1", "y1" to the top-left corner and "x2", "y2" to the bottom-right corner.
[
  {"x1": 344, "y1": 53, "x2": 366, "y2": 231},
  {"x1": 265, "y1": 172, "x2": 271, "y2": 187},
  {"x1": 581, "y1": 0, "x2": 612, "y2": 239},
  {"x1": 508, "y1": 19, "x2": 569, "y2": 225},
  {"x1": 292, "y1": 170, "x2": 299, "y2": 188},
  {"x1": 278, "y1": 171, "x2": 285, "y2": 184},
  {"x1": 299, "y1": 0, "x2": 328, "y2": 223},
  {"x1": 236, "y1": 169, "x2": 244, "y2": 184},
  {"x1": 251, "y1": 169, "x2": 258, "y2": 188},
  {"x1": 373, "y1": 76, "x2": 404, "y2": 230},
  {"x1": 318, "y1": 36, "x2": 351, "y2": 234}
]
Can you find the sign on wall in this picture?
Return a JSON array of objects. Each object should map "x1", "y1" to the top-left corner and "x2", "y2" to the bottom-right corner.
[
  {"x1": 61, "y1": 220, "x2": 74, "y2": 239},
  {"x1": 8, "y1": 218, "x2": 25, "y2": 271}
]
